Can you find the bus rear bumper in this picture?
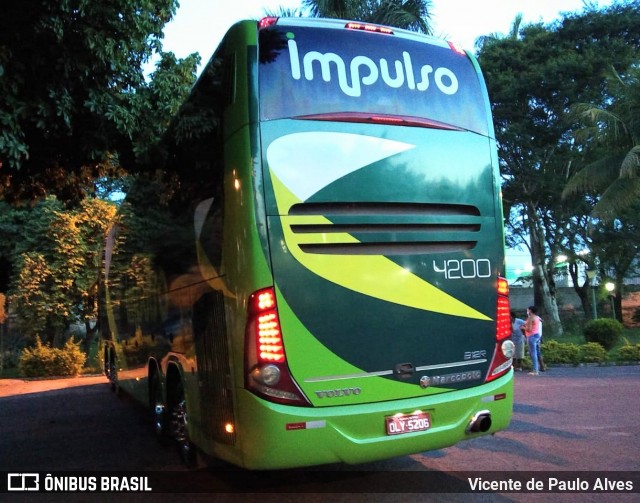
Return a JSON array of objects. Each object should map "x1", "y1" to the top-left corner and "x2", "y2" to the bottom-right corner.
[{"x1": 232, "y1": 371, "x2": 513, "y2": 470}]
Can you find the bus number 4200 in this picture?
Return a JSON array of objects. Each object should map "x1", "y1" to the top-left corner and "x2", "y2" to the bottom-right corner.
[{"x1": 433, "y1": 259, "x2": 491, "y2": 280}]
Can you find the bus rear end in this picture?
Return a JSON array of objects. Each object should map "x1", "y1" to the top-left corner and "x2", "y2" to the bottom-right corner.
[{"x1": 239, "y1": 17, "x2": 513, "y2": 469}]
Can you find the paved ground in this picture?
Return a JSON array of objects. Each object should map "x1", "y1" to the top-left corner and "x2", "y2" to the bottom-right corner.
[
  {"x1": 1, "y1": 366, "x2": 638, "y2": 502},
  {"x1": 0, "y1": 374, "x2": 108, "y2": 397}
]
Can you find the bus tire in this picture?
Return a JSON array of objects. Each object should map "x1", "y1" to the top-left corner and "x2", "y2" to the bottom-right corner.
[
  {"x1": 150, "y1": 371, "x2": 168, "y2": 441},
  {"x1": 169, "y1": 378, "x2": 197, "y2": 468}
]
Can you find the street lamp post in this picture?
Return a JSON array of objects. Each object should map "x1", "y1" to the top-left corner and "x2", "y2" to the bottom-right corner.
[
  {"x1": 586, "y1": 270, "x2": 597, "y2": 319},
  {"x1": 605, "y1": 282, "x2": 615, "y2": 320}
]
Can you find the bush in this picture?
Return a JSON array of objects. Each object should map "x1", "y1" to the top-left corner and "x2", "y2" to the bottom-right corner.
[
  {"x1": 617, "y1": 340, "x2": 640, "y2": 362},
  {"x1": 580, "y1": 342, "x2": 608, "y2": 363},
  {"x1": 583, "y1": 319, "x2": 623, "y2": 351},
  {"x1": 19, "y1": 337, "x2": 86, "y2": 377},
  {"x1": 540, "y1": 340, "x2": 581, "y2": 365}
]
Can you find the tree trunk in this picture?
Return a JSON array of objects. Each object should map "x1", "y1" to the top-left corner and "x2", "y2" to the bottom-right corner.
[
  {"x1": 83, "y1": 319, "x2": 97, "y2": 357},
  {"x1": 568, "y1": 262, "x2": 593, "y2": 319},
  {"x1": 528, "y1": 206, "x2": 563, "y2": 335},
  {"x1": 613, "y1": 276, "x2": 625, "y2": 323}
]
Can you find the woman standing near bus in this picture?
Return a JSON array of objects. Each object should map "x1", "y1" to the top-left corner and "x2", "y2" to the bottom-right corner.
[
  {"x1": 524, "y1": 306, "x2": 542, "y2": 376},
  {"x1": 510, "y1": 311, "x2": 525, "y2": 371}
]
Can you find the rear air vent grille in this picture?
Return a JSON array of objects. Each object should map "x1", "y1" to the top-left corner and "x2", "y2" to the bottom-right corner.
[
  {"x1": 288, "y1": 202, "x2": 480, "y2": 217},
  {"x1": 287, "y1": 202, "x2": 483, "y2": 256},
  {"x1": 290, "y1": 223, "x2": 481, "y2": 234},
  {"x1": 298, "y1": 241, "x2": 476, "y2": 255}
]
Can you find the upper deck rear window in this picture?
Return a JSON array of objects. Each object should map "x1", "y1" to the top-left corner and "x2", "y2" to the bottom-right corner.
[{"x1": 258, "y1": 26, "x2": 489, "y2": 136}]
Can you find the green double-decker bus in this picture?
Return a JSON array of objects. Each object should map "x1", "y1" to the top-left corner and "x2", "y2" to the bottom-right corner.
[{"x1": 101, "y1": 16, "x2": 513, "y2": 470}]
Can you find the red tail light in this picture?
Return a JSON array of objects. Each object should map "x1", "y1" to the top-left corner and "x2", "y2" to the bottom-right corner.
[
  {"x1": 252, "y1": 289, "x2": 285, "y2": 363},
  {"x1": 486, "y1": 277, "x2": 514, "y2": 382},
  {"x1": 245, "y1": 287, "x2": 310, "y2": 406},
  {"x1": 496, "y1": 282, "x2": 511, "y2": 341}
]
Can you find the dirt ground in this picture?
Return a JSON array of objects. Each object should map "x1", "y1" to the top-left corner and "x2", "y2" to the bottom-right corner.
[{"x1": 0, "y1": 374, "x2": 108, "y2": 398}]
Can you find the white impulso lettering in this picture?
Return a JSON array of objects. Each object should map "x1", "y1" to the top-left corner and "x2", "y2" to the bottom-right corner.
[{"x1": 287, "y1": 39, "x2": 459, "y2": 97}]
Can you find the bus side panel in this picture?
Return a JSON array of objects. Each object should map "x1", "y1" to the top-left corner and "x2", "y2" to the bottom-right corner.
[{"x1": 190, "y1": 24, "x2": 276, "y2": 459}]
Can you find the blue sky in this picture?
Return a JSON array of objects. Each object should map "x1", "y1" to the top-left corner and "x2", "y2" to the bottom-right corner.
[{"x1": 158, "y1": 0, "x2": 614, "y2": 68}]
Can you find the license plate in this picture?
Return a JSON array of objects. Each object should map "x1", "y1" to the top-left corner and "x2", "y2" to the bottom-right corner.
[{"x1": 385, "y1": 412, "x2": 431, "y2": 436}]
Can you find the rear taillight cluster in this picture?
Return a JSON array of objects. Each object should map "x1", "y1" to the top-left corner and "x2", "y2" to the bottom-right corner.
[
  {"x1": 245, "y1": 287, "x2": 310, "y2": 406},
  {"x1": 496, "y1": 278, "x2": 511, "y2": 341},
  {"x1": 486, "y1": 277, "x2": 514, "y2": 382}
]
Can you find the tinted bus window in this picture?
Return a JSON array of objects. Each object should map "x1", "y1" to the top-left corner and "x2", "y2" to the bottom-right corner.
[{"x1": 259, "y1": 26, "x2": 489, "y2": 136}]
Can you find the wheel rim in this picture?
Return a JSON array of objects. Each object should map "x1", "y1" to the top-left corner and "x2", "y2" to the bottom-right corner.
[
  {"x1": 152, "y1": 382, "x2": 165, "y2": 437},
  {"x1": 171, "y1": 396, "x2": 195, "y2": 465}
]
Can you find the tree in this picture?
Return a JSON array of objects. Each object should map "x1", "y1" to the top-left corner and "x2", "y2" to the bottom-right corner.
[
  {"x1": 475, "y1": 13, "x2": 523, "y2": 49},
  {"x1": 49, "y1": 198, "x2": 118, "y2": 351},
  {"x1": 10, "y1": 252, "x2": 59, "y2": 343},
  {"x1": 477, "y1": 2, "x2": 640, "y2": 334},
  {"x1": 0, "y1": 2, "x2": 199, "y2": 337},
  {"x1": 0, "y1": 198, "x2": 63, "y2": 294},
  {"x1": 0, "y1": 293, "x2": 6, "y2": 326},
  {"x1": 281, "y1": 0, "x2": 433, "y2": 33},
  {"x1": 563, "y1": 67, "x2": 640, "y2": 219},
  {"x1": 589, "y1": 205, "x2": 640, "y2": 320},
  {"x1": 8, "y1": 197, "x2": 116, "y2": 348},
  {"x1": 0, "y1": 0, "x2": 199, "y2": 203}
]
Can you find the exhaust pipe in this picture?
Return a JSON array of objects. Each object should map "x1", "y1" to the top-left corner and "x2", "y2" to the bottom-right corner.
[{"x1": 466, "y1": 410, "x2": 492, "y2": 434}]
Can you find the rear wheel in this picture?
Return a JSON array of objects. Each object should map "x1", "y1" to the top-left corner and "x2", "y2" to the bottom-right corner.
[
  {"x1": 169, "y1": 380, "x2": 197, "y2": 467},
  {"x1": 150, "y1": 373, "x2": 167, "y2": 439}
]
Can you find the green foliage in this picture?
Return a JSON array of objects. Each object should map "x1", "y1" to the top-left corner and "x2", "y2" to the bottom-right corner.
[
  {"x1": 0, "y1": 0, "x2": 198, "y2": 203},
  {"x1": 19, "y1": 337, "x2": 86, "y2": 377},
  {"x1": 6, "y1": 196, "x2": 117, "y2": 344},
  {"x1": 532, "y1": 328, "x2": 639, "y2": 366},
  {"x1": 477, "y1": 3, "x2": 640, "y2": 323},
  {"x1": 10, "y1": 253, "x2": 57, "y2": 338},
  {"x1": 0, "y1": 293, "x2": 6, "y2": 325},
  {"x1": 579, "y1": 342, "x2": 608, "y2": 363},
  {"x1": 617, "y1": 339, "x2": 640, "y2": 361},
  {"x1": 301, "y1": 0, "x2": 433, "y2": 33},
  {"x1": 540, "y1": 340, "x2": 581, "y2": 365},
  {"x1": 583, "y1": 318, "x2": 624, "y2": 351},
  {"x1": 564, "y1": 63, "x2": 640, "y2": 221}
]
